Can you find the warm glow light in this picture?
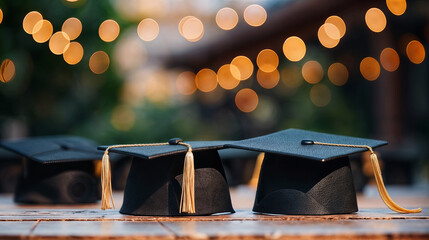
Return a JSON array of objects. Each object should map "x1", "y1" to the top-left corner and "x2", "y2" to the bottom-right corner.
[
  {"x1": 283, "y1": 36, "x2": 306, "y2": 62},
  {"x1": 99, "y1": 19, "x2": 120, "y2": 42},
  {"x1": 179, "y1": 16, "x2": 204, "y2": 42},
  {"x1": 23, "y1": 11, "x2": 43, "y2": 34},
  {"x1": 257, "y1": 69, "x2": 279, "y2": 89},
  {"x1": 230, "y1": 56, "x2": 253, "y2": 80},
  {"x1": 323, "y1": 23, "x2": 341, "y2": 40},
  {"x1": 195, "y1": 68, "x2": 217, "y2": 92},
  {"x1": 365, "y1": 8, "x2": 387, "y2": 33},
  {"x1": 235, "y1": 88, "x2": 258, "y2": 113},
  {"x1": 113, "y1": 34, "x2": 147, "y2": 74},
  {"x1": 32, "y1": 20, "x2": 53, "y2": 43},
  {"x1": 281, "y1": 66, "x2": 303, "y2": 89},
  {"x1": 0, "y1": 59, "x2": 15, "y2": 83},
  {"x1": 380, "y1": 48, "x2": 400, "y2": 71},
  {"x1": 386, "y1": 0, "x2": 407, "y2": 16},
  {"x1": 302, "y1": 60, "x2": 324, "y2": 84},
  {"x1": 176, "y1": 71, "x2": 197, "y2": 95},
  {"x1": 327, "y1": 62, "x2": 348, "y2": 86},
  {"x1": 49, "y1": 31, "x2": 70, "y2": 55},
  {"x1": 360, "y1": 57, "x2": 380, "y2": 81},
  {"x1": 325, "y1": 16, "x2": 346, "y2": 38},
  {"x1": 218, "y1": 64, "x2": 240, "y2": 90},
  {"x1": 318, "y1": 24, "x2": 340, "y2": 48},
  {"x1": 216, "y1": 8, "x2": 239, "y2": 30},
  {"x1": 406, "y1": 40, "x2": 425, "y2": 64},
  {"x1": 62, "y1": 17, "x2": 82, "y2": 40},
  {"x1": 137, "y1": 18, "x2": 159, "y2": 41},
  {"x1": 257, "y1": 49, "x2": 279, "y2": 73},
  {"x1": 111, "y1": 105, "x2": 135, "y2": 131},
  {"x1": 243, "y1": 4, "x2": 267, "y2": 27},
  {"x1": 0, "y1": 9, "x2": 3, "y2": 24},
  {"x1": 63, "y1": 42, "x2": 84, "y2": 65},
  {"x1": 310, "y1": 84, "x2": 331, "y2": 107},
  {"x1": 89, "y1": 51, "x2": 110, "y2": 74}
]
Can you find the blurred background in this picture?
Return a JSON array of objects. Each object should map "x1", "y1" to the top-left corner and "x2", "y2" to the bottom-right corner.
[{"x1": 0, "y1": 0, "x2": 428, "y2": 189}]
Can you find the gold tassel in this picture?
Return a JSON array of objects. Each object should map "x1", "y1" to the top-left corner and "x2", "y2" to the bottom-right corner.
[
  {"x1": 249, "y1": 152, "x2": 265, "y2": 187},
  {"x1": 179, "y1": 148, "x2": 196, "y2": 213},
  {"x1": 306, "y1": 140, "x2": 422, "y2": 214},
  {"x1": 369, "y1": 152, "x2": 421, "y2": 213},
  {"x1": 101, "y1": 149, "x2": 115, "y2": 210}
]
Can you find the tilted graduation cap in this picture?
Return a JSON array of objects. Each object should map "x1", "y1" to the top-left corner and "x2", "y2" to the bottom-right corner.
[
  {"x1": 99, "y1": 139, "x2": 234, "y2": 216},
  {"x1": 227, "y1": 129, "x2": 421, "y2": 215},
  {"x1": 0, "y1": 136, "x2": 102, "y2": 204}
]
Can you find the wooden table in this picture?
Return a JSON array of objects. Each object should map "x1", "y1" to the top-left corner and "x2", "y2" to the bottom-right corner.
[{"x1": 1, "y1": 186, "x2": 428, "y2": 239}]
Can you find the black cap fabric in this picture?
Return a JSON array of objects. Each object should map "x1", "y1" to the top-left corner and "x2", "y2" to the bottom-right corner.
[
  {"x1": 226, "y1": 128, "x2": 387, "y2": 161},
  {"x1": 98, "y1": 141, "x2": 235, "y2": 216},
  {"x1": 0, "y1": 136, "x2": 102, "y2": 164},
  {"x1": 0, "y1": 136, "x2": 102, "y2": 204},
  {"x1": 226, "y1": 129, "x2": 388, "y2": 215}
]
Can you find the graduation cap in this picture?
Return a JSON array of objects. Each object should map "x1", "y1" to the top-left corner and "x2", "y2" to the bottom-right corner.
[
  {"x1": 0, "y1": 136, "x2": 102, "y2": 204},
  {"x1": 226, "y1": 129, "x2": 421, "y2": 215},
  {"x1": 99, "y1": 138, "x2": 234, "y2": 216}
]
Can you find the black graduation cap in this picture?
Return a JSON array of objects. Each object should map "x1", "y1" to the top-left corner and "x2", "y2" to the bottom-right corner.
[
  {"x1": 226, "y1": 129, "x2": 422, "y2": 215},
  {"x1": 0, "y1": 136, "x2": 103, "y2": 204},
  {"x1": 0, "y1": 149, "x2": 22, "y2": 193},
  {"x1": 99, "y1": 139, "x2": 235, "y2": 216}
]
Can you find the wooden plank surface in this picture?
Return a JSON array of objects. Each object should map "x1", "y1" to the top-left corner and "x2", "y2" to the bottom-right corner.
[{"x1": 0, "y1": 186, "x2": 428, "y2": 239}]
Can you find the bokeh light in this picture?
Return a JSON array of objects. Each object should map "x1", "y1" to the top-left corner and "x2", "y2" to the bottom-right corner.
[
  {"x1": 360, "y1": 57, "x2": 380, "y2": 81},
  {"x1": 325, "y1": 16, "x2": 346, "y2": 38},
  {"x1": 32, "y1": 20, "x2": 53, "y2": 43},
  {"x1": 327, "y1": 62, "x2": 348, "y2": 86},
  {"x1": 63, "y1": 42, "x2": 84, "y2": 65},
  {"x1": 302, "y1": 60, "x2": 324, "y2": 84},
  {"x1": 243, "y1": 4, "x2": 267, "y2": 27},
  {"x1": 235, "y1": 88, "x2": 259, "y2": 113},
  {"x1": 23, "y1": 11, "x2": 43, "y2": 34},
  {"x1": 257, "y1": 49, "x2": 279, "y2": 73},
  {"x1": 318, "y1": 23, "x2": 340, "y2": 48},
  {"x1": 143, "y1": 70, "x2": 172, "y2": 104},
  {"x1": 281, "y1": 65, "x2": 303, "y2": 89},
  {"x1": 62, "y1": 17, "x2": 82, "y2": 40},
  {"x1": 283, "y1": 36, "x2": 306, "y2": 62},
  {"x1": 406, "y1": 40, "x2": 425, "y2": 64},
  {"x1": 218, "y1": 64, "x2": 240, "y2": 90},
  {"x1": 0, "y1": 8, "x2": 3, "y2": 24},
  {"x1": 310, "y1": 84, "x2": 331, "y2": 107},
  {"x1": 380, "y1": 48, "x2": 400, "y2": 72},
  {"x1": 176, "y1": 71, "x2": 197, "y2": 95},
  {"x1": 113, "y1": 33, "x2": 147, "y2": 74},
  {"x1": 230, "y1": 56, "x2": 253, "y2": 80},
  {"x1": 195, "y1": 68, "x2": 217, "y2": 92},
  {"x1": 111, "y1": 105, "x2": 135, "y2": 131},
  {"x1": 0, "y1": 59, "x2": 15, "y2": 83},
  {"x1": 137, "y1": 18, "x2": 159, "y2": 41},
  {"x1": 216, "y1": 7, "x2": 239, "y2": 31},
  {"x1": 49, "y1": 31, "x2": 70, "y2": 55},
  {"x1": 99, "y1": 19, "x2": 120, "y2": 42},
  {"x1": 386, "y1": 0, "x2": 407, "y2": 16},
  {"x1": 257, "y1": 69, "x2": 280, "y2": 89},
  {"x1": 365, "y1": 8, "x2": 387, "y2": 33},
  {"x1": 89, "y1": 51, "x2": 110, "y2": 74},
  {"x1": 179, "y1": 16, "x2": 204, "y2": 42}
]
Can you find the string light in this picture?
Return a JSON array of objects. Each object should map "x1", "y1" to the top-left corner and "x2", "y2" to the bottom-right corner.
[
  {"x1": 99, "y1": 19, "x2": 120, "y2": 42},
  {"x1": 244, "y1": 4, "x2": 267, "y2": 27},
  {"x1": 283, "y1": 36, "x2": 306, "y2": 62},
  {"x1": 137, "y1": 18, "x2": 159, "y2": 41},
  {"x1": 89, "y1": 51, "x2": 110, "y2": 74},
  {"x1": 360, "y1": 57, "x2": 380, "y2": 81},
  {"x1": 216, "y1": 7, "x2": 239, "y2": 30},
  {"x1": 62, "y1": 17, "x2": 82, "y2": 40}
]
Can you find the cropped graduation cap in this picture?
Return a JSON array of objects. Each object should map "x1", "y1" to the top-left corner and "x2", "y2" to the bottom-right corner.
[
  {"x1": 227, "y1": 129, "x2": 421, "y2": 215},
  {"x1": 99, "y1": 139, "x2": 234, "y2": 216},
  {"x1": 0, "y1": 136, "x2": 102, "y2": 204}
]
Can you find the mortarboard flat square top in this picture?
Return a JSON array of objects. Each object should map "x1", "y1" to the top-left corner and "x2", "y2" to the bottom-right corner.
[
  {"x1": 0, "y1": 136, "x2": 102, "y2": 204},
  {"x1": 99, "y1": 140, "x2": 235, "y2": 216},
  {"x1": 0, "y1": 136, "x2": 103, "y2": 164},
  {"x1": 226, "y1": 128, "x2": 387, "y2": 161},
  {"x1": 98, "y1": 141, "x2": 231, "y2": 159}
]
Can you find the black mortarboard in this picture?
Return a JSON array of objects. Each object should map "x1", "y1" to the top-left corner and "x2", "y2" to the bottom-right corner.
[
  {"x1": 226, "y1": 128, "x2": 421, "y2": 215},
  {"x1": 0, "y1": 136, "x2": 102, "y2": 204},
  {"x1": 218, "y1": 149, "x2": 259, "y2": 186},
  {"x1": 99, "y1": 139, "x2": 235, "y2": 216}
]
